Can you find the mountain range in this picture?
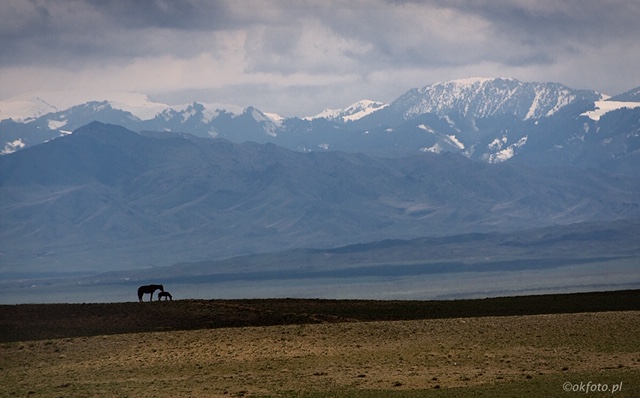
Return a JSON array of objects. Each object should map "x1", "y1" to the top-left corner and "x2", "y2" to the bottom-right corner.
[
  {"x1": 1, "y1": 120, "x2": 639, "y2": 276},
  {"x1": 1, "y1": 78, "x2": 639, "y2": 296},
  {"x1": 2, "y1": 78, "x2": 640, "y2": 175}
]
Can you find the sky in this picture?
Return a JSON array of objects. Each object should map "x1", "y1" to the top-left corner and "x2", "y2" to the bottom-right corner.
[{"x1": 1, "y1": 0, "x2": 640, "y2": 117}]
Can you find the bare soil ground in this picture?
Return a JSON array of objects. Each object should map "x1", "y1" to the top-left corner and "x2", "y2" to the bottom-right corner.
[{"x1": 1, "y1": 291, "x2": 639, "y2": 397}]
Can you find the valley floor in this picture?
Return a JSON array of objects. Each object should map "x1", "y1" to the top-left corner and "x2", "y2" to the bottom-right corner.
[{"x1": 1, "y1": 294, "x2": 639, "y2": 397}]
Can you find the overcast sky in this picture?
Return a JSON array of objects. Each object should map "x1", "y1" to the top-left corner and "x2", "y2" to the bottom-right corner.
[{"x1": 2, "y1": 0, "x2": 640, "y2": 117}]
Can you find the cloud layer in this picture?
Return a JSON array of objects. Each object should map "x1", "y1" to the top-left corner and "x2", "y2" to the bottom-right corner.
[{"x1": 2, "y1": 0, "x2": 639, "y2": 116}]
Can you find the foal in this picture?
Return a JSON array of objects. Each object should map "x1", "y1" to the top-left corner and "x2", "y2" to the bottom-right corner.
[{"x1": 158, "y1": 291, "x2": 173, "y2": 301}]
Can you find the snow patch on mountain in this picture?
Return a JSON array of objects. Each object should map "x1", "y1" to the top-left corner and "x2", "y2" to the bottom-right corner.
[
  {"x1": 581, "y1": 100, "x2": 640, "y2": 121},
  {"x1": 421, "y1": 143, "x2": 443, "y2": 154},
  {"x1": 485, "y1": 136, "x2": 528, "y2": 163},
  {"x1": 264, "y1": 112, "x2": 284, "y2": 125},
  {"x1": 489, "y1": 136, "x2": 508, "y2": 150},
  {"x1": 447, "y1": 135, "x2": 465, "y2": 150},
  {"x1": 418, "y1": 124, "x2": 435, "y2": 134},
  {"x1": 48, "y1": 119, "x2": 68, "y2": 130},
  {"x1": 1, "y1": 139, "x2": 25, "y2": 155}
]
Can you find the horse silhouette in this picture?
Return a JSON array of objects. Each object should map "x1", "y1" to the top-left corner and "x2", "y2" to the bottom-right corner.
[
  {"x1": 158, "y1": 291, "x2": 173, "y2": 301},
  {"x1": 137, "y1": 284, "x2": 164, "y2": 302}
]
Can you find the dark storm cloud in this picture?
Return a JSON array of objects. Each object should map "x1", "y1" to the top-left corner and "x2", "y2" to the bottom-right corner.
[
  {"x1": 1, "y1": 0, "x2": 232, "y2": 66},
  {"x1": 85, "y1": 0, "x2": 221, "y2": 29},
  {"x1": 453, "y1": 0, "x2": 640, "y2": 43}
]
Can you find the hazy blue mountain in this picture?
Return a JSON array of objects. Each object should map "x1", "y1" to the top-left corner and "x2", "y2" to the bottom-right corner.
[
  {"x1": 1, "y1": 122, "x2": 639, "y2": 277},
  {"x1": 608, "y1": 85, "x2": 640, "y2": 102},
  {"x1": 104, "y1": 218, "x2": 640, "y2": 285}
]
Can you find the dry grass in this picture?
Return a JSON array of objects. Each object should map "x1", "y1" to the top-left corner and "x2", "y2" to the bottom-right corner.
[{"x1": 2, "y1": 311, "x2": 639, "y2": 397}]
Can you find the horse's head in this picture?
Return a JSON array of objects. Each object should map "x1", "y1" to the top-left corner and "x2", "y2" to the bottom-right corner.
[{"x1": 159, "y1": 284, "x2": 164, "y2": 292}]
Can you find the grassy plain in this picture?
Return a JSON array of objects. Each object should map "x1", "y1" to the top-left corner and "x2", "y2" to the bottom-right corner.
[{"x1": 1, "y1": 291, "x2": 639, "y2": 397}]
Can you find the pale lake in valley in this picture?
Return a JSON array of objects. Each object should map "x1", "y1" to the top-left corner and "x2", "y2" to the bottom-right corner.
[{"x1": 2, "y1": 259, "x2": 638, "y2": 304}]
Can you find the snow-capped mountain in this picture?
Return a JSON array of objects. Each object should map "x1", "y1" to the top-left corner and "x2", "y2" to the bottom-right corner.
[
  {"x1": 308, "y1": 100, "x2": 388, "y2": 122},
  {"x1": 388, "y1": 77, "x2": 603, "y2": 120},
  {"x1": 349, "y1": 78, "x2": 638, "y2": 171},
  {"x1": 2, "y1": 78, "x2": 639, "y2": 175},
  {"x1": 0, "y1": 97, "x2": 283, "y2": 154}
]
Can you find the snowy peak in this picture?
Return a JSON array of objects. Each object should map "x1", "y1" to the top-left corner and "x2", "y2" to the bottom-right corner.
[
  {"x1": 158, "y1": 102, "x2": 208, "y2": 124},
  {"x1": 0, "y1": 92, "x2": 250, "y2": 125},
  {"x1": 241, "y1": 106, "x2": 281, "y2": 137},
  {"x1": 0, "y1": 92, "x2": 170, "y2": 122},
  {"x1": 308, "y1": 99, "x2": 388, "y2": 122},
  {"x1": 103, "y1": 92, "x2": 170, "y2": 120},
  {"x1": 392, "y1": 77, "x2": 602, "y2": 120},
  {"x1": 0, "y1": 96, "x2": 59, "y2": 122},
  {"x1": 340, "y1": 100, "x2": 389, "y2": 121}
]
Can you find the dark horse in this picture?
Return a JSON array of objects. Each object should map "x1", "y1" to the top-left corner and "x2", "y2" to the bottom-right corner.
[
  {"x1": 158, "y1": 291, "x2": 173, "y2": 301},
  {"x1": 137, "y1": 284, "x2": 164, "y2": 302}
]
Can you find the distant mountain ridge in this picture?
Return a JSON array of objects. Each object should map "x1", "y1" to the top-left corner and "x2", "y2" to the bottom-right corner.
[
  {"x1": 107, "y1": 218, "x2": 640, "y2": 286},
  {"x1": 2, "y1": 122, "x2": 640, "y2": 277},
  {"x1": 609, "y1": 85, "x2": 640, "y2": 102},
  {"x1": 1, "y1": 78, "x2": 640, "y2": 175}
]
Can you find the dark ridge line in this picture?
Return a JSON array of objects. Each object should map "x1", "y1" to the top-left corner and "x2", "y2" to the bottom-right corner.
[{"x1": 1, "y1": 289, "x2": 638, "y2": 343}]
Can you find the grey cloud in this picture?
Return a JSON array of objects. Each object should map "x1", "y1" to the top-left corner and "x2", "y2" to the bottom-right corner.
[
  {"x1": 84, "y1": 0, "x2": 238, "y2": 30},
  {"x1": 323, "y1": 0, "x2": 640, "y2": 69},
  {"x1": 6, "y1": 1, "x2": 638, "y2": 70},
  {"x1": 446, "y1": 0, "x2": 640, "y2": 45},
  {"x1": 1, "y1": 0, "x2": 639, "y2": 114}
]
